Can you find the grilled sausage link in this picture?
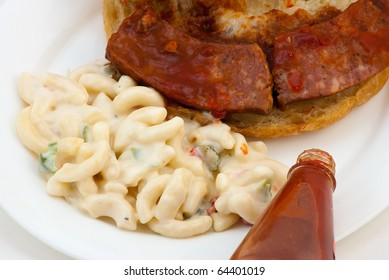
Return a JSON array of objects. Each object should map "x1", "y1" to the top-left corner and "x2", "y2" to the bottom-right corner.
[
  {"x1": 273, "y1": 0, "x2": 389, "y2": 109},
  {"x1": 106, "y1": 7, "x2": 273, "y2": 116}
]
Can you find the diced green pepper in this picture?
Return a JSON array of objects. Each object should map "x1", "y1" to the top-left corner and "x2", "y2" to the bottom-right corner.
[
  {"x1": 39, "y1": 142, "x2": 58, "y2": 173},
  {"x1": 130, "y1": 147, "x2": 141, "y2": 160},
  {"x1": 198, "y1": 145, "x2": 221, "y2": 171},
  {"x1": 259, "y1": 179, "x2": 272, "y2": 202},
  {"x1": 82, "y1": 125, "x2": 89, "y2": 142}
]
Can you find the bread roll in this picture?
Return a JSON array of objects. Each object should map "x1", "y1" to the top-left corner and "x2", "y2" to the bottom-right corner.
[{"x1": 103, "y1": 0, "x2": 389, "y2": 139}]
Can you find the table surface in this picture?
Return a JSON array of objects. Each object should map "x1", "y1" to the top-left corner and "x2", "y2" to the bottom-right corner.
[{"x1": 1, "y1": 205, "x2": 389, "y2": 260}]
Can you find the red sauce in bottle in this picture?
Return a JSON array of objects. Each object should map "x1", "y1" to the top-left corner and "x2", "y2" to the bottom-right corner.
[{"x1": 230, "y1": 149, "x2": 336, "y2": 260}]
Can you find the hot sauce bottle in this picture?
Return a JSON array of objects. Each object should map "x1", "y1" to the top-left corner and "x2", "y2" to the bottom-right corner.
[{"x1": 230, "y1": 148, "x2": 336, "y2": 260}]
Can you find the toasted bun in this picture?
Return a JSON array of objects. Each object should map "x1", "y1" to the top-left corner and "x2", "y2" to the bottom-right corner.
[{"x1": 103, "y1": 0, "x2": 389, "y2": 139}]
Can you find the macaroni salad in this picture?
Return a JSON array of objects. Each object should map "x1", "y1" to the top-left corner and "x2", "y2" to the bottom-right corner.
[{"x1": 16, "y1": 61, "x2": 289, "y2": 238}]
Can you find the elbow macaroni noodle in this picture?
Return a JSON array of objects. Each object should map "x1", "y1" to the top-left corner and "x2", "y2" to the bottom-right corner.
[{"x1": 16, "y1": 61, "x2": 289, "y2": 238}]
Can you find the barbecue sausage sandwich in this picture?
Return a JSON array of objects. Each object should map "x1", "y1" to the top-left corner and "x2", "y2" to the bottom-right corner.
[{"x1": 103, "y1": 0, "x2": 389, "y2": 138}]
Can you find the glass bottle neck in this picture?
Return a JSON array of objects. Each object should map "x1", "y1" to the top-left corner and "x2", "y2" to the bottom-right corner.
[{"x1": 288, "y1": 161, "x2": 336, "y2": 192}]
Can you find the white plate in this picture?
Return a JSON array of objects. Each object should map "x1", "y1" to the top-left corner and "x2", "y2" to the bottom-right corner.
[{"x1": 1, "y1": 0, "x2": 389, "y2": 260}]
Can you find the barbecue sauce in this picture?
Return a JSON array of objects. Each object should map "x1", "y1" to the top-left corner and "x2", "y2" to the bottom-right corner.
[{"x1": 231, "y1": 149, "x2": 336, "y2": 260}]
